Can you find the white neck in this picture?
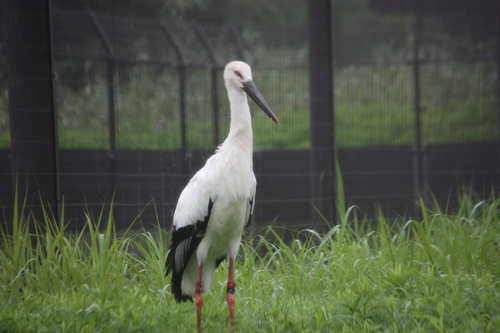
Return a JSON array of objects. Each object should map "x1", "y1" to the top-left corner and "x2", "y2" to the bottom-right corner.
[{"x1": 225, "y1": 87, "x2": 253, "y2": 150}]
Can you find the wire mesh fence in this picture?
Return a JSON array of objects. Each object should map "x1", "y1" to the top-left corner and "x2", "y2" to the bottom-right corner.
[
  {"x1": 46, "y1": 5, "x2": 499, "y2": 152},
  {"x1": 0, "y1": 1, "x2": 498, "y2": 230},
  {"x1": 335, "y1": 61, "x2": 498, "y2": 147},
  {"x1": 48, "y1": 6, "x2": 309, "y2": 153}
]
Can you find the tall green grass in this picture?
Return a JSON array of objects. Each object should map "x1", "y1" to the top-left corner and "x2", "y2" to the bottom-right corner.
[{"x1": 1, "y1": 191, "x2": 500, "y2": 332}]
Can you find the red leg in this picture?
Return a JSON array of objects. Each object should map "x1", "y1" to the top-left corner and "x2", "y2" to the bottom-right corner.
[
  {"x1": 226, "y1": 256, "x2": 236, "y2": 331},
  {"x1": 195, "y1": 262, "x2": 203, "y2": 333}
]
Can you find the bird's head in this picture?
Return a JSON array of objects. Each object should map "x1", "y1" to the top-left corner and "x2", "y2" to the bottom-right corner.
[
  {"x1": 224, "y1": 61, "x2": 253, "y2": 90},
  {"x1": 224, "y1": 61, "x2": 280, "y2": 125}
]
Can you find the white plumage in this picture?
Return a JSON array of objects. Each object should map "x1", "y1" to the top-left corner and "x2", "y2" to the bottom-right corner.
[{"x1": 165, "y1": 61, "x2": 279, "y2": 331}]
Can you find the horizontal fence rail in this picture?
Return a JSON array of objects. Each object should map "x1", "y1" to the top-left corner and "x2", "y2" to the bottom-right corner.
[{"x1": 1, "y1": 142, "x2": 497, "y2": 231}]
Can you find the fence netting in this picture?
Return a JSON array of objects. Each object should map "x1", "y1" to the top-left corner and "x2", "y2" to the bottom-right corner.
[
  {"x1": 47, "y1": 4, "x2": 500, "y2": 151},
  {"x1": 2, "y1": 3, "x2": 495, "y2": 151},
  {"x1": 0, "y1": 1, "x2": 498, "y2": 229}
]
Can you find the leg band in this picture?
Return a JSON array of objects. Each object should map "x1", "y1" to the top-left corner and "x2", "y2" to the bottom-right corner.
[
  {"x1": 227, "y1": 281, "x2": 236, "y2": 294},
  {"x1": 196, "y1": 281, "x2": 203, "y2": 294}
]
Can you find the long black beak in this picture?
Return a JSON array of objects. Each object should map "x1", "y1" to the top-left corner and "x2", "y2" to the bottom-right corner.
[{"x1": 242, "y1": 80, "x2": 280, "y2": 125}]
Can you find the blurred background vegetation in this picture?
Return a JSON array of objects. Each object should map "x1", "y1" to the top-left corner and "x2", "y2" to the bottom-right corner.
[{"x1": 0, "y1": 0, "x2": 497, "y2": 150}]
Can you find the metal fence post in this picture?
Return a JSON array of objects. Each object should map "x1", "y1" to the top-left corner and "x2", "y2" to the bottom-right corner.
[
  {"x1": 308, "y1": 0, "x2": 335, "y2": 227},
  {"x1": 412, "y1": 10, "x2": 426, "y2": 217},
  {"x1": 497, "y1": 3, "x2": 500, "y2": 192},
  {"x1": 86, "y1": 8, "x2": 117, "y2": 191},
  {"x1": 160, "y1": 21, "x2": 188, "y2": 152},
  {"x1": 5, "y1": 0, "x2": 60, "y2": 225},
  {"x1": 229, "y1": 26, "x2": 245, "y2": 61},
  {"x1": 192, "y1": 22, "x2": 220, "y2": 147}
]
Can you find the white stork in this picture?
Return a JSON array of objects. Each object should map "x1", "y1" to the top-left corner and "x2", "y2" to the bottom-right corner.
[{"x1": 166, "y1": 61, "x2": 279, "y2": 332}]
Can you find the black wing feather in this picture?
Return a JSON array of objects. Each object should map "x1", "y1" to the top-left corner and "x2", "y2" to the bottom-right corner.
[
  {"x1": 166, "y1": 198, "x2": 214, "y2": 303},
  {"x1": 215, "y1": 255, "x2": 226, "y2": 269}
]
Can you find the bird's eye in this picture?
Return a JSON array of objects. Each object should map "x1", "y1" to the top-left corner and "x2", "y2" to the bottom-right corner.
[{"x1": 234, "y1": 70, "x2": 243, "y2": 79}]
